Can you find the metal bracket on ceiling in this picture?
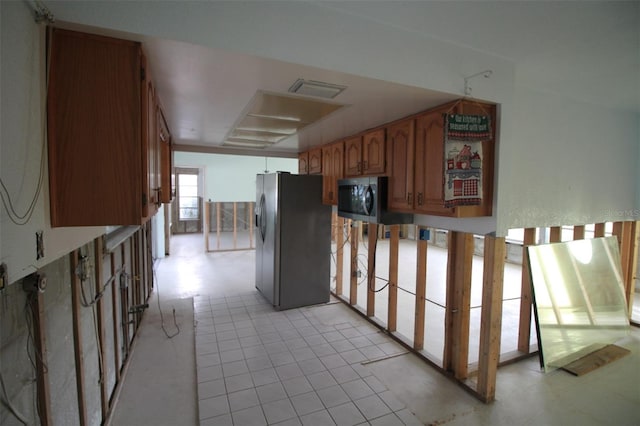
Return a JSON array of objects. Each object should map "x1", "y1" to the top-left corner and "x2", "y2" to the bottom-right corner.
[
  {"x1": 463, "y1": 69, "x2": 493, "y2": 96},
  {"x1": 31, "y1": 0, "x2": 56, "y2": 24}
]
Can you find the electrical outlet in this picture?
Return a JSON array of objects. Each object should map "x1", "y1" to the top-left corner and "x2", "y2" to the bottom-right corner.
[{"x1": 0, "y1": 263, "x2": 7, "y2": 291}]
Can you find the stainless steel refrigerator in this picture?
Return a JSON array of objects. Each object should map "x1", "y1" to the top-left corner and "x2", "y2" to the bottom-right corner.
[{"x1": 255, "y1": 172, "x2": 331, "y2": 310}]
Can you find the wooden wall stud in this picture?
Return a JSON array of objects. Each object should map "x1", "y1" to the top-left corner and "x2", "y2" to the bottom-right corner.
[
  {"x1": 518, "y1": 228, "x2": 536, "y2": 353},
  {"x1": 350, "y1": 222, "x2": 359, "y2": 305},
  {"x1": 335, "y1": 217, "x2": 345, "y2": 297},
  {"x1": 414, "y1": 230, "x2": 427, "y2": 350},
  {"x1": 70, "y1": 250, "x2": 88, "y2": 426},
  {"x1": 367, "y1": 223, "x2": 377, "y2": 316},
  {"x1": 443, "y1": 231, "x2": 474, "y2": 380},
  {"x1": 477, "y1": 236, "x2": 506, "y2": 402},
  {"x1": 388, "y1": 225, "x2": 400, "y2": 332}
]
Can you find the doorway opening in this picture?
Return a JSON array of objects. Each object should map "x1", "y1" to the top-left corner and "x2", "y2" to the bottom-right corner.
[{"x1": 172, "y1": 167, "x2": 202, "y2": 234}]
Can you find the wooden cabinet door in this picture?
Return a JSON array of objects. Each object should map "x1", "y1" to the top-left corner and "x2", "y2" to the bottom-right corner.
[
  {"x1": 322, "y1": 145, "x2": 334, "y2": 204},
  {"x1": 344, "y1": 136, "x2": 362, "y2": 177},
  {"x1": 298, "y1": 152, "x2": 309, "y2": 174},
  {"x1": 362, "y1": 129, "x2": 386, "y2": 175},
  {"x1": 143, "y1": 68, "x2": 159, "y2": 219},
  {"x1": 387, "y1": 119, "x2": 415, "y2": 211},
  {"x1": 47, "y1": 29, "x2": 144, "y2": 226},
  {"x1": 159, "y1": 108, "x2": 172, "y2": 203},
  {"x1": 332, "y1": 141, "x2": 344, "y2": 185},
  {"x1": 414, "y1": 106, "x2": 455, "y2": 215},
  {"x1": 308, "y1": 148, "x2": 323, "y2": 175},
  {"x1": 322, "y1": 142, "x2": 344, "y2": 205}
]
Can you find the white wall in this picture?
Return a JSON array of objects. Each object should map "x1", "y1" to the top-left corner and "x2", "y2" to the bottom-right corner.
[
  {"x1": 1, "y1": 2, "x2": 105, "y2": 284},
  {"x1": 496, "y1": 85, "x2": 640, "y2": 232},
  {"x1": 174, "y1": 152, "x2": 298, "y2": 202}
]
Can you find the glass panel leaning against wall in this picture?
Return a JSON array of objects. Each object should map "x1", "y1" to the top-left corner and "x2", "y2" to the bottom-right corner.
[{"x1": 527, "y1": 236, "x2": 630, "y2": 372}]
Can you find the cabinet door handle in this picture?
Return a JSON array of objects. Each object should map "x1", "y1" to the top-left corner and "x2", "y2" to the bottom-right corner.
[
  {"x1": 363, "y1": 160, "x2": 368, "y2": 170},
  {"x1": 418, "y1": 192, "x2": 423, "y2": 206},
  {"x1": 407, "y1": 192, "x2": 413, "y2": 205},
  {"x1": 357, "y1": 162, "x2": 361, "y2": 173}
]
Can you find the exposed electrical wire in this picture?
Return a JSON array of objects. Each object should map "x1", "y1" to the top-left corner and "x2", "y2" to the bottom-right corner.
[
  {"x1": 0, "y1": 22, "x2": 47, "y2": 226},
  {"x1": 149, "y1": 241, "x2": 180, "y2": 339},
  {"x1": 0, "y1": 370, "x2": 29, "y2": 425},
  {"x1": 23, "y1": 291, "x2": 44, "y2": 424}
]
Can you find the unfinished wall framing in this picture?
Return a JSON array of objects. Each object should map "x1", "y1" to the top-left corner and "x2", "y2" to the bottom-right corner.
[
  {"x1": 330, "y1": 218, "x2": 639, "y2": 403},
  {"x1": 204, "y1": 201, "x2": 255, "y2": 252},
  {"x1": 0, "y1": 224, "x2": 154, "y2": 426}
]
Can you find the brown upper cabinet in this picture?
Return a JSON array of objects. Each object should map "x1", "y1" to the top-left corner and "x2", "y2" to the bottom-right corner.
[
  {"x1": 322, "y1": 141, "x2": 344, "y2": 205},
  {"x1": 344, "y1": 136, "x2": 363, "y2": 176},
  {"x1": 144, "y1": 63, "x2": 160, "y2": 218},
  {"x1": 386, "y1": 119, "x2": 416, "y2": 211},
  {"x1": 344, "y1": 129, "x2": 386, "y2": 177},
  {"x1": 47, "y1": 28, "x2": 171, "y2": 226},
  {"x1": 298, "y1": 151, "x2": 309, "y2": 174},
  {"x1": 308, "y1": 148, "x2": 323, "y2": 175},
  {"x1": 298, "y1": 148, "x2": 322, "y2": 175},
  {"x1": 387, "y1": 100, "x2": 496, "y2": 217},
  {"x1": 158, "y1": 107, "x2": 173, "y2": 204}
]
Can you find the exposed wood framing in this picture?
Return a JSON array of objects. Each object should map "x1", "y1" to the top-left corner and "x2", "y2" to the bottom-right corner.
[
  {"x1": 164, "y1": 203, "x2": 171, "y2": 255},
  {"x1": 233, "y1": 202, "x2": 238, "y2": 248},
  {"x1": 477, "y1": 236, "x2": 506, "y2": 402},
  {"x1": 594, "y1": 222, "x2": 606, "y2": 237},
  {"x1": 615, "y1": 221, "x2": 638, "y2": 312},
  {"x1": 573, "y1": 225, "x2": 585, "y2": 240},
  {"x1": 350, "y1": 222, "x2": 359, "y2": 305},
  {"x1": 204, "y1": 202, "x2": 210, "y2": 251},
  {"x1": 630, "y1": 222, "x2": 640, "y2": 317},
  {"x1": 335, "y1": 217, "x2": 344, "y2": 296},
  {"x1": 367, "y1": 223, "x2": 377, "y2": 316},
  {"x1": 249, "y1": 202, "x2": 254, "y2": 249},
  {"x1": 31, "y1": 290, "x2": 52, "y2": 425},
  {"x1": 517, "y1": 228, "x2": 536, "y2": 353},
  {"x1": 216, "y1": 202, "x2": 221, "y2": 250},
  {"x1": 414, "y1": 231, "x2": 427, "y2": 350},
  {"x1": 94, "y1": 237, "x2": 109, "y2": 421},
  {"x1": 110, "y1": 252, "x2": 121, "y2": 383},
  {"x1": 444, "y1": 231, "x2": 474, "y2": 380},
  {"x1": 70, "y1": 250, "x2": 88, "y2": 426},
  {"x1": 549, "y1": 226, "x2": 561, "y2": 243},
  {"x1": 120, "y1": 244, "x2": 130, "y2": 358},
  {"x1": 331, "y1": 211, "x2": 337, "y2": 242},
  {"x1": 133, "y1": 232, "x2": 141, "y2": 329},
  {"x1": 388, "y1": 225, "x2": 400, "y2": 332}
]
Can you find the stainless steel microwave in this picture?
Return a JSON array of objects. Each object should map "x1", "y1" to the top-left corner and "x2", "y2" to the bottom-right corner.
[{"x1": 337, "y1": 176, "x2": 413, "y2": 224}]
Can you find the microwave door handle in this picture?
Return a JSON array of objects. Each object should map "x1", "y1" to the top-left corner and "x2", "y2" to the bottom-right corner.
[{"x1": 363, "y1": 185, "x2": 374, "y2": 216}]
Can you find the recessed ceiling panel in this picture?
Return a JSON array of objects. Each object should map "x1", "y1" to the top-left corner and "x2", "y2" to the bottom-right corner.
[{"x1": 224, "y1": 90, "x2": 347, "y2": 148}]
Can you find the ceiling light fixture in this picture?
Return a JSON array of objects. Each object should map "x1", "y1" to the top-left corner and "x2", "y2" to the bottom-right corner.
[{"x1": 288, "y1": 79, "x2": 347, "y2": 99}]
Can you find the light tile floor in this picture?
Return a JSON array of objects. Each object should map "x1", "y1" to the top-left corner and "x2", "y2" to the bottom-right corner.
[
  {"x1": 194, "y1": 292, "x2": 422, "y2": 425},
  {"x1": 140, "y1": 233, "x2": 640, "y2": 426}
]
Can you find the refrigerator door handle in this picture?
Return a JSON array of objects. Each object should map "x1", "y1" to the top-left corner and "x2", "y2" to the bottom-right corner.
[{"x1": 258, "y1": 194, "x2": 267, "y2": 242}]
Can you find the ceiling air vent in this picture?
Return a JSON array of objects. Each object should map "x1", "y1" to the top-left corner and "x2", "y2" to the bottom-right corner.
[{"x1": 288, "y1": 79, "x2": 346, "y2": 99}]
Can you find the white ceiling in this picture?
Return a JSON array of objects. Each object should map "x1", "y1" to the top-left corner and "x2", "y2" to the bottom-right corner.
[
  {"x1": 52, "y1": 1, "x2": 639, "y2": 157},
  {"x1": 141, "y1": 36, "x2": 458, "y2": 155}
]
